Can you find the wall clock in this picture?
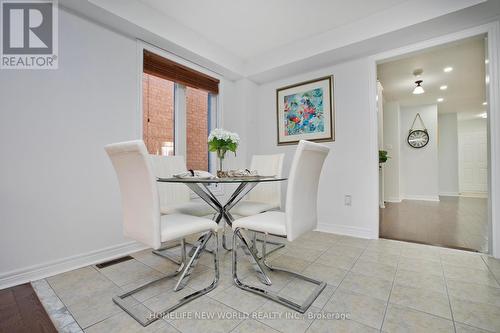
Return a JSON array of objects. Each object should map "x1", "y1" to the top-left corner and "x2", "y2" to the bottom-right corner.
[{"x1": 407, "y1": 113, "x2": 429, "y2": 149}]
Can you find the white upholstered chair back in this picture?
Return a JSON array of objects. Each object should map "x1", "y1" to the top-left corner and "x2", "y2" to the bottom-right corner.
[
  {"x1": 150, "y1": 155, "x2": 190, "y2": 207},
  {"x1": 285, "y1": 140, "x2": 329, "y2": 241},
  {"x1": 245, "y1": 154, "x2": 284, "y2": 208},
  {"x1": 105, "y1": 140, "x2": 162, "y2": 249}
]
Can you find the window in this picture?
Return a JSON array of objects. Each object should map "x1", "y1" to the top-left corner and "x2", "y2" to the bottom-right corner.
[{"x1": 142, "y1": 50, "x2": 219, "y2": 171}]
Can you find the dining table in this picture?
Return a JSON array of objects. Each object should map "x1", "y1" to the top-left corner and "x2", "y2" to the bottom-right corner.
[{"x1": 157, "y1": 175, "x2": 287, "y2": 252}]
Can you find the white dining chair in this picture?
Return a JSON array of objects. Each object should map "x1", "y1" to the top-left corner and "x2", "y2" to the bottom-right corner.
[
  {"x1": 150, "y1": 155, "x2": 215, "y2": 217},
  {"x1": 231, "y1": 153, "x2": 284, "y2": 216},
  {"x1": 231, "y1": 140, "x2": 329, "y2": 313},
  {"x1": 105, "y1": 140, "x2": 219, "y2": 327}
]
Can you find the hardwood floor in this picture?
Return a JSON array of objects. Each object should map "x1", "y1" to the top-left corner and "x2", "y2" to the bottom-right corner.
[
  {"x1": 0, "y1": 283, "x2": 57, "y2": 333},
  {"x1": 380, "y1": 196, "x2": 488, "y2": 252}
]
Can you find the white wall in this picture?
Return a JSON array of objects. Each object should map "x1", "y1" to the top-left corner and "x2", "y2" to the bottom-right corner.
[
  {"x1": 0, "y1": 8, "x2": 240, "y2": 287},
  {"x1": 400, "y1": 105, "x2": 439, "y2": 201},
  {"x1": 458, "y1": 117, "x2": 488, "y2": 193},
  {"x1": 383, "y1": 102, "x2": 401, "y2": 202},
  {"x1": 251, "y1": 58, "x2": 378, "y2": 238},
  {"x1": 438, "y1": 113, "x2": 459, "y2": 195}
]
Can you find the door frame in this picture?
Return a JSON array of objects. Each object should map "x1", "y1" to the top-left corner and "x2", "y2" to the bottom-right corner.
[{"x1": 368, "y1": 22, "x2": 500, "y2": 257}]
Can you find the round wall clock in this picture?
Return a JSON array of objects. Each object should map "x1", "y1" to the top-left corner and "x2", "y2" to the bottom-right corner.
[
  {"x1": 407, "y1": 113, "x2": 429, "y2": 149},
  {"x1": 407, "y1": 129, "x2": 429, "y2": 148}
]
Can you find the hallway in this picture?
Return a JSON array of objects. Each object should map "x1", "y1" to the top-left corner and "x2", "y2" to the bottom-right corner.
[{"x1": 380, "y1": 196, "x2": 488, "y2": 252}]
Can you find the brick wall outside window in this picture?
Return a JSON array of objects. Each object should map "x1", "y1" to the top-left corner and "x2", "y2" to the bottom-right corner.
[
  {"x1": 142, "y1": 73, "x2": 174, "y2": 154},
  {"x1": 186, "y1": 87, "x2": 209, "y2": 171},
  {"x1": 143, "y1": 73, "x2": 209, "y2": 171}
]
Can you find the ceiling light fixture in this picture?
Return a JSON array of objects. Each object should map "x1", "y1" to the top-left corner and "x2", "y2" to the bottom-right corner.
[
  {"x1": 480, "y1": 113, "x2": 488, "y2": 119},
  {"x1": 483, "y1": 101, "x2": 488, "y2": 106},
  {"x1": 413, "y1": 80, "x2": 424, "y2": 94},
  {"x1": 440, "y1": 85, "x2": 448, "y2": 90},
  {"x1": 444, "y1": 66, "x2": 453, "y2": 73},
  {"x1": 437, "y1": 98, "x2": 444, "y2": 102}
]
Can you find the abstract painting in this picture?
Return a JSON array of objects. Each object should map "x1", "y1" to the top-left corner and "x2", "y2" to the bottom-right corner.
[{"x1": 276, "y1": 76, "x2": 334, "y2": 145}]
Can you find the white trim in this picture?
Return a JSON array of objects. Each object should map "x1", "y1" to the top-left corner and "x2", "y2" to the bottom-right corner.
[
  {"x1": 385, "y1": 197, "x2": 402, "y2": 203},
  {"x1": 0, "y1": 242, "x2": 147, "y2": 290},
  {"x1": 439, "y1": 192, "x2": 460, "y2": 197},
  {"x1": 369, "y1": 22, "x2": 500, "y2": 258},
  {"x1": 316, "y1": 223, "x2": 373, "y2": 239},
  {"x1": 402, "y1": 195, "x2": 440, "y2": 202}
]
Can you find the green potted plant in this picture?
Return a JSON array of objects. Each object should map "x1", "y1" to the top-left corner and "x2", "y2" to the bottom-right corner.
[{"x1": 379, "y1": 150, "x2": 389, "y2": 164}]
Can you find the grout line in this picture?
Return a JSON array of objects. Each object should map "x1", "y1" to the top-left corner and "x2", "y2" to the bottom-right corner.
[
  {"x1": 481, "y1": 255, "x2": 500, "y2": 287},
  {"x1": 439, "y1": 251, "x2": 457, "y2": 333},
  {"x1": 377, "y1": 245, "x2": 400, "y2": 332}
]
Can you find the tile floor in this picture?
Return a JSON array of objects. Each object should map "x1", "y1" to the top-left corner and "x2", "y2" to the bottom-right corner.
[{"x1": 33, "y1": 231, "x2": 500, "y2": 333}]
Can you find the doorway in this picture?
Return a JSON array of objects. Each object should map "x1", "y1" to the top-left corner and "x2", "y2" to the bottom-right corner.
[{"x1": 376, "y1": 35, "x2": 490, "y2": 252}]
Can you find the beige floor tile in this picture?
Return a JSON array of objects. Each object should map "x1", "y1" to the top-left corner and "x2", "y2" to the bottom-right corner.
[
  {"x1": 231, "y1": 319, "x2": 280, "y2": 333},
  {"x1": 324, "y1": 289, "x2": 387, "y2": 329},
  {"x1": 337, "y1": 236, "x2": 370, "y2": 249},
  {"x1": 142, "y1": 286, "x2": 200, "y2": 314},
  {"x1": 168, "y1": 297, "x2": 242, "y2": 333},
  {"x1": 443, "y1": 264, "x2": 499, "y2": 288},
  {"x1": 394, "y1": 268, "x2": 446, "y2": 293},
  {"x1": 382, "y1": 304, "x2": 454, "y2": 333},
  {"x1": 325, "y1": 244, "x2": 365, "y2": 258},
  {"x1": 398, "y1": 257, "x2": 444, "y2": 276},
  {"x1": 358, "y1": 251, "x2": 400, "y2": 267},
  {"x1": 440, "y1": 252, "x2": 488, "y2": 270},
  {"x1": 301, "y1": 262, "x2": 348, "y2": 286},
  {"x1": 255, "y1": 301, "x2": 320, "y2": 333},
  {"x1": 307, "y1": 317, "x2": 379, "y2": 333},
  {"x1": 98, "y1": 259, "x2": 165, "y2": 287},
  {"x1": 315, "y1": 252, "x2": 358, "y2": 271},
  {"x1": 450, "y1": 297, "x2": 500, "y2": 332},
  {"x1": 267, "y1": 254, "x2": 313, "y2": 272},
  {"x1": 47, "y1": 267, "x2": 115, "y2": 306},
  {"x1": 210, "y1": 285, "x2": 268, "y2": 313},
  {"x1": 389, "y1": 284, "x2": 451, "y2": 319},
  {"x1": 300, "y1": 231, "x2": 343, "y2": 244},
  {"x1": 338, "y1": 271, "x2": 393, "y2": 301},
  {"x1": 282, "y1": 244, "x2": 325, "y2": 262},
  {"x1": 289, "y1": 237, "x2": 333, "y2": 252},
  {"x1": 66, "y1": 286, "x2": 130, "y2": 329},
  {"x1": 454, "y1": 322, "x2": 493, "y2": 333},
  {"x1": 400, "y1": 245, "x2": 441, "y2": 262},
  {"x1": 447, "y1": 279, "x2": 500, "y2": 307},
  {"x1": 351, "y1": 259, "x2": 397, "y2": 282},
  {"x1": 132, "y1": 249, "x2": 183, "y2": 274},
  {"x1": 239, "y1": 268, "x2": 293, "y2": 293},
  {"x1": 365, "y1": 239, "x2": 403, "y2": 256},
  {"x1": 481, "y1": 255, "x2": 500, "y2": 278},
  {"x1": 84, "y1": 311, "x2": 172, "y2": 333}
]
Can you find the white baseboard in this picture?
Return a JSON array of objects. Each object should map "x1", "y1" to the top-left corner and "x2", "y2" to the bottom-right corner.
[
  {"x1": 439, "y1": 192, "x2": 460, "y2": 197},
  {"x1": 316, "y1": 223, "x2": 376, "y2": 239},
  {"x1": 402, "y1": 195, "x2": 440, "y2": 202},
  {"x1": 460, "y1": 192, "x2": 488, "y2": 198},
  {"x1": 0, "y1": 241, "x2": 147, "y2": 290},
  {"x1": 385, "y1": 197, "x2": 402, "y2": 203}
]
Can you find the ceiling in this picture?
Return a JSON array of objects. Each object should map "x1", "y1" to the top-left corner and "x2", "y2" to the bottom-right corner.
[
  {"x1": 377, "y1": 35, "x2": 487, "y2": 118},
  {"x1": 138, "y1": 0, "x2": 415, "y2": 59}
]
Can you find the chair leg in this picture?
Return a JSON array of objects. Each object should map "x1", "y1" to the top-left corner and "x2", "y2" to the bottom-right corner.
[
  {"x1": 113, "y1": 231, "x2": 219, "y2": 327},
  {"x1": 232, "y1": 228, "x2": 326, "y2": 314},
  {"x1": 233, "y1": 228, "x2": 272, "y2": 285}
]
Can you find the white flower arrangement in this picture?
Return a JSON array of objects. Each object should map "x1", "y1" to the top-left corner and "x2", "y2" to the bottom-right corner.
[{"x1": 208, "y1": 128, "x2": 240, "y2": 173}]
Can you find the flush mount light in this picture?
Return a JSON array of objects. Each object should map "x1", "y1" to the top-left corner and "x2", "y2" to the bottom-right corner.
[
  {"x1": 480, "y1": 113, "x2": 488, "y2": 119},
  {"x1": 485, "y1": 59, "x2": 489, "y2": 64},
  {"x1": 483, "y1": 101, "x2": 488, "y2": 106},
  {"x1": 444, "y1": 67, "x2": 453, "y2": 73},
  {"x1": 413, "y1": 80, "x2": 424, "y2": 94},
  {"x1": 437, "y1": 98, "x2": 444, "y2": 102},
  {"x1": 440, "y1": 85, "x2": 448, "y2": 90}
]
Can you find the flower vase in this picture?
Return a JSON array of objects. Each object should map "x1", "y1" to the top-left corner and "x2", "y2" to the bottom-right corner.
[{"x1": 216, "y1": 149, "x2": 227, "y2": 178}]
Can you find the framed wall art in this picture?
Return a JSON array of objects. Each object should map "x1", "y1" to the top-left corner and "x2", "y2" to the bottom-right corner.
[{"x1": 276, "y1": 76, "x2": 334, "y2": 145}]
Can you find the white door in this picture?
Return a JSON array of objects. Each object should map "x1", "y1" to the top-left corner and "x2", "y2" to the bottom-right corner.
[{"x1": 459, "y1": 131, "x2": 488, "y2": 194}]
